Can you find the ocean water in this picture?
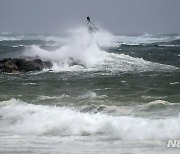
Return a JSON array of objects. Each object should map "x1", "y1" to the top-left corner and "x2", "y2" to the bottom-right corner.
[{"x1": 0, "y1": 28, "x2": 180, "y2": 154}]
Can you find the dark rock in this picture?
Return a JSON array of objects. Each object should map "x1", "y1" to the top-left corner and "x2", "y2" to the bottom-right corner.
[
  {"x1": 0, "y1": 58, "x2": 18, "y2": 73},
  {"x1": 15, "y1": 58, "x2": 43, "y2": 72},
  {"x1": 43, "y1": 61, "x2": 53, "y2": 69},
  {"x1": 68, "y1": 57, "x2": 85, "y2": 67},
  {"x1": 0, "y1": 56, "x2": 85, "y2": 73},
  {"x1": 0, "y1": 58, "x2": 53, "y2": 73}
]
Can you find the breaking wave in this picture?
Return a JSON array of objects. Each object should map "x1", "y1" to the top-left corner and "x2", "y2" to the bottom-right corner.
[
  {"x1": 22, "y1": 27, "x2": 178, "y2": 72},
  {"x1": 1, "y1": 99, "x2": 180, "y2": 140}
]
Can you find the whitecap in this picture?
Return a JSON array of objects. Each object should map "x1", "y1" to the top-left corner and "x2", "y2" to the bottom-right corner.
[{"x1": 1, "y1": 99, "x2": 180, "y2": 140}]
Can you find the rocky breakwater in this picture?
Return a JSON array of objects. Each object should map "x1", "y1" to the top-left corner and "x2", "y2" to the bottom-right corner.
[
  {"x1": 0, "y1": 58, "x2": 53, "y2": 73},
  {"x1": 0, "y1": 57, "x2": 85, "y2": 73}
]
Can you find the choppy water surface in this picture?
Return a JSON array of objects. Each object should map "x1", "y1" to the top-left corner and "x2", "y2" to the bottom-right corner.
[{"x1": 0, "y1": 28, "x2": 180, "y2": 154}]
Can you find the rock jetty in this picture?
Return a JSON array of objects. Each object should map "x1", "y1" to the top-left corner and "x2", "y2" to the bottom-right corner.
[{"x1": 0, "y1": 58, "x2": 52, "y2": 73}]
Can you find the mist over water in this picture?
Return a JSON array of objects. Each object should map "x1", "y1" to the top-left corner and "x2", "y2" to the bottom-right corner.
[{"x1": 0, "y1": 27, "x2": 180, "y2": 154}]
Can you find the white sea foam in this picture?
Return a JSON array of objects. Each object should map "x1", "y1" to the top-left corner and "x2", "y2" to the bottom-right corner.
[
  {"x1": 170, "y1": 82, "x2": 179, "y2": 85},
  {"x1": 23, "y1": 82, "x2": 37, "y2": 86},
  {"x1": 22, "y1": 27, "x2": 177, "y2": 73},
  {"x1": 159, "y1": 45, "x2": 180, "y2": 47},
  {"x1": 141, "y1": 100, "x2": 174, "y2": 107},
  {"x1": 114, "y1": 33, "x2": 172, "y2": 45},
  {"x1": 1, "y1": 99, "x2": 180, "y2": 141},
  {"x1": 141, "y1": 96, "x2": 167, "y2": 100},
  {"x1": 38, "y1": 94, "x2": 70, "y2": 100},
  {"x1": 78, "y1": 91, "x2": 97, "y2": 99}
]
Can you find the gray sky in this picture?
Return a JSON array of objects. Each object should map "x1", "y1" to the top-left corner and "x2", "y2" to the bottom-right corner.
[{"x1": 0, "y1": 0, "x2": 180, "y2": 34}]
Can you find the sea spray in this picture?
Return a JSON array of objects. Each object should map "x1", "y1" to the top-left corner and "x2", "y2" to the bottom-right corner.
[
  {"x1": 23, "y1": 27, "x2": 113, "y2": 69},
  {"x1": 22, "y1": 27, "x2": 177, "y2": 72}
]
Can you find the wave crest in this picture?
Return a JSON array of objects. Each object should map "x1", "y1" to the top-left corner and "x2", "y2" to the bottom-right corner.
[{"x1": 1, "y1": 99, "x2": 180, "y2": 140}]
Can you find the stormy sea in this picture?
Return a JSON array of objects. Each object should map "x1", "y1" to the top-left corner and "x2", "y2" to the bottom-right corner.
[{"x1": 0, "y1": 28, "x2": 180, "y2": 154}]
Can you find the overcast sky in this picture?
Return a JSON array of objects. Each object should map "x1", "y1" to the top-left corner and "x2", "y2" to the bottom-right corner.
[{"x1": 0, "y1": 0, "x2": 180, "y2": 34}]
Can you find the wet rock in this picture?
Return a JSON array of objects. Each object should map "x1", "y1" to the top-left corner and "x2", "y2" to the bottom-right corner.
[
  {"x1": 43, "y1": 61, "x2": 53, "y2": 69},
  {"x1": 0, "y1": 56, "x2": 85, "y2": 73},
  {"x1": 0, "y1": 58, "x2": 53, "y2": 73},
  {"x1": 68, "y1": 57, "x2": 85, "y2": 67},
  {"x1": 0, "y1": 58, "x2": 18, "y2": 73},
  {"x1": 15, "y1": 58, "x2": 43, "y2": 72}
]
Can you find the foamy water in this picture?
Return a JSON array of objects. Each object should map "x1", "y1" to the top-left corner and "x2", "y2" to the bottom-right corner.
[{"x1": 1, "y1": 99, "x2": 180, "y2": 141}]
